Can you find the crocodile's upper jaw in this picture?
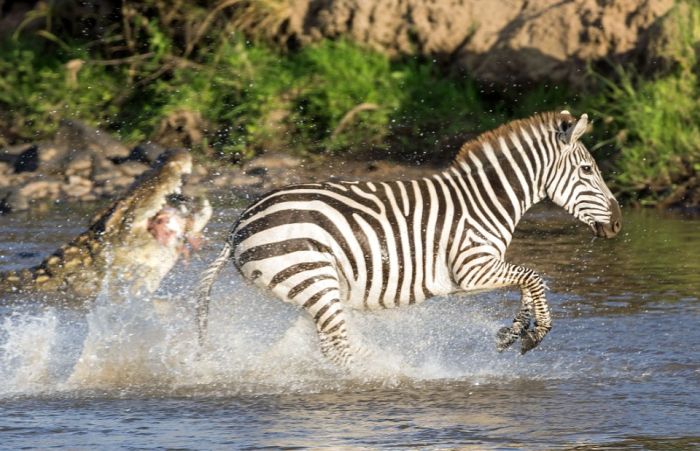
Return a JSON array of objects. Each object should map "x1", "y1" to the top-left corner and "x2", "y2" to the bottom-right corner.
[{"x1": 128, "y1": 150, "x2": 193, "y2": 236}]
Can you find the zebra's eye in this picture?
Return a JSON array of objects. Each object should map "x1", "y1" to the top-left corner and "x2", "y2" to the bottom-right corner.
[{"x1": 581, "y1": 164, "x2": 593, "y2": 174}]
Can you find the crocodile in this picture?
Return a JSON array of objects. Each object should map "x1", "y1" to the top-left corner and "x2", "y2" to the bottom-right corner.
[{"x1": 0, "y1": 149, "x2": 212, "y2": 301}]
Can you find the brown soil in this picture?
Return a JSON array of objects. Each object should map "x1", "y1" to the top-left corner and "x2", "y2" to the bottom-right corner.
[{"x1": 277, "y1": 0, "x2": 675, "y2": 85}]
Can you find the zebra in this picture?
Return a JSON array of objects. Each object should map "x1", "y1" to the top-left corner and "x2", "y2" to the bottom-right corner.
[{"x1": 195, "y1": 111, "x2": 622, "y2": 369}]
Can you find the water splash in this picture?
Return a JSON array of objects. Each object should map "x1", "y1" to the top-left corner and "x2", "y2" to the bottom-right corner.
[
  {"x1": 0, "y1": 309, "x2": 59, "y2": 394},
  {"x1": 0, "y1": 274, "x2": 581, "y2": 398}
]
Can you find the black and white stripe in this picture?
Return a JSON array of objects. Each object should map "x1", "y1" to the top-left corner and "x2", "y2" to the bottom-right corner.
[{"x1": 196, "y1": 111, "x2": 622, "y2": 367}]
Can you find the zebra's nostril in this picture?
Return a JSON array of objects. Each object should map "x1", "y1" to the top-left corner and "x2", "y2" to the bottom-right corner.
[{"x1": 613, "y1": 221, "x2": 621, "y2": 232}]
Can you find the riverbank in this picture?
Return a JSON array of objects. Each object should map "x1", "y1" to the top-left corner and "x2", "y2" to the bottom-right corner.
[
  {"x1": 0, "y1": 1, "x2": 698, "y2": 208},
  {"x1": 1, "y1": 119, "x2": 699, "y2": 215},
  {"x1": 0, "y1": 120, "x2": 440, "y2": 214}
]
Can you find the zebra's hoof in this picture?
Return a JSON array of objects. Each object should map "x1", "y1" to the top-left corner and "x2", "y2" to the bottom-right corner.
[
  {"x1": 496, "y1": 326, "x2": 518, "y2": 352},
  {"x1": 520, "y1": 331, "x2": 539, "y2": 355}
]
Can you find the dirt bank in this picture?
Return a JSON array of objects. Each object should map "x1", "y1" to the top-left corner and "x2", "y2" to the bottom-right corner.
[
  {"x1": 1, "y1": 0, "x2": 680, "y2": 86},
  {"x1": 280, "y1": 0, "x2": 675, "y2": 85}
]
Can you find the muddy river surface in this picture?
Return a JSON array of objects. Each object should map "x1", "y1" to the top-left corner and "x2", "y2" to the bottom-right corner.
[{"x1": 0, "y1": 201, "x2": 698, "y2": 449}]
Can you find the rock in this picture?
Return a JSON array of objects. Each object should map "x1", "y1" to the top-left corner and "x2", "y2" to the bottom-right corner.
[
  {"x1": 62, "y1": 176, "x2": 93, "y2": 198},
  {"x1": 245, "y1": 152, "x2": 302, "y2": 172},
  {"x1": 35, "y1": 144, "x2": 67, "y2": 170},
  {"x1": 117, "y1": 161, "x2": 149, "y2": 177},
  {"x1": 92, "y1": 185, "x2": 114, "y2": 198},
  {"x1": 102, "y1": 175, "x2": 135, "y2": 191},
  {"x1": 92, "y1": 157, "x2": 120, "y2": 184},
  {"x1": 210, "y1": 168, "x2": 264, "y2": 188},
  {"x1": 0, "y1": 172, "x2": 31, "y2": 189},
  {"x1": 79, "y1": 193, "x2": 99, "y2": 202},
  {"x1": 0, "y1": 162, "x2": 11, "y2": 176},
  {"x1": 280, "y1": 0, "x2": 675, "y2": 85},
  {"x1": 1, "y1": 178, "x2": 62, "y2": 212},
  {"x1": 55, "y1": 119, "x2": 130, "y2": 159},
  {"x1": 92, "y1": 172, "x2": 110, "y2": 184},
  {"x1": 7, "y1": 143, "x2": 73, "y2": 174},
  {"x1": 19, "y1": 179, "x2": 62, "y2": 199},
  {"x1": 226, "y1": 173, "x2": 264, "y2": 187},
  {"x1": 1, "y1": 189, "x2": 29, "y2": 212},
  {"x1": 64, "y1": 150, "x2": 93, "y2": 177}
]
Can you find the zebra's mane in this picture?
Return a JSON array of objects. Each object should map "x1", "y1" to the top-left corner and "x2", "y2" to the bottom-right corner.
[{"x1": 452, "y1": 111, "x2": 574, "y2": 165}]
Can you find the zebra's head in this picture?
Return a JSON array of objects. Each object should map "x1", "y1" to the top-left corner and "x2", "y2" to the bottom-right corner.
[{"x1": 546, "y1": 111, "x2": 622, "y2": 239}]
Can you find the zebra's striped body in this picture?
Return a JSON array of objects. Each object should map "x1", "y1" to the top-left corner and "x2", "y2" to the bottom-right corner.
[{"x1": 196, "y1": 111, "x2": 622, "y2": 368}]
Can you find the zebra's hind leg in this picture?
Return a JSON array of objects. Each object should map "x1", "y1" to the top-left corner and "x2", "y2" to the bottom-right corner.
[{"x1": 307, "y1": 298, "x2": 355, "y2": 369}]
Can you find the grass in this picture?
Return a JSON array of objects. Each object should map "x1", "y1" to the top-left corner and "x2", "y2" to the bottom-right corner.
[
  {"x1": 0, "y1": 39, "x2": 125, "y2": 143},
  {"x1": 590, "y1": 68, "x2": 700, "y2": 204},
  {"x1": 0, "y1": 34, "x2": 571, "y2": 161}
]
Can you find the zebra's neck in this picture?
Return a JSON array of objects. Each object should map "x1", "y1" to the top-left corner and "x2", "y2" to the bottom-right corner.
[{"x1": 446, "y1": 115, "x2": 561, "y2": 248}]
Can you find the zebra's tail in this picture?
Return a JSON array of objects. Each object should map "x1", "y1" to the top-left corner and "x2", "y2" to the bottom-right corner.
[{"x1": 195, "y1": 240, "x2": 232, "y2": 347}]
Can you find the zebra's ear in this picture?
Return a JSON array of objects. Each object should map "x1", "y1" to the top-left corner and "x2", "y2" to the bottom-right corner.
[
  {"x1": 563, "y1": 113, "x2": 588, "y2": 144},
  {"x1": 556, "y1": 111, "x2": 574, "y2": 143}
]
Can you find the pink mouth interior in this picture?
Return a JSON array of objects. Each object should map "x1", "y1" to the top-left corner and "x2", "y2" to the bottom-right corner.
[
  {"x1": 147, "y1": 207, "x2": 203, "y2": 258},
  {"x1": 147, "y1": 208, "x2": 184, "y2": 246}
]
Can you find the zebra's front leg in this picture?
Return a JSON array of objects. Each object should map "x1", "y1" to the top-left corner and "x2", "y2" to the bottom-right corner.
[
  {"x1": 518, "y1": 282, "x2": 551, "y2": 354},
  {"x1": 496, "y1": 297, "x2": 532, "y2": 352},
  {"x1": 457, "y1": 258, "x2": 551, "y2": 354}
]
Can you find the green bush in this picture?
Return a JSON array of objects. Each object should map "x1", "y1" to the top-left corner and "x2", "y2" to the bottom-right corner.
[
  {"x1": 592, "y1": 69, "x2": 700, "y2": 203},
  {"x1": 0, "y1": 39, "x2": 125, "y2": 144},
  {"x1": 0, "y1": 34, "x2": 508, "y2": 160}
]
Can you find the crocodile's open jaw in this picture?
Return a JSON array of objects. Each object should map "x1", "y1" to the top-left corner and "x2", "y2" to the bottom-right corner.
[
  {"x1": 126, "y1": 148, "x2": 193, "y2": 232},
  {"x1": 147, "y1": 206, "x2": 186, "y2": 247},
  {"x1": 124, "y1": 148, "x2": 208, "y2": 251},
  {"x1": 147, "y1": 194, "x2": 212, "y2": 251}
]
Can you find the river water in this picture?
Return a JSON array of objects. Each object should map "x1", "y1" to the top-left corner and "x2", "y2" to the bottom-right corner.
[{"x1": 0, "y1": 200, "x2": 698, "y2": 449}]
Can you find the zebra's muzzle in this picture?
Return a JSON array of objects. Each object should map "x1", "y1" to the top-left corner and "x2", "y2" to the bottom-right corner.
[{"x1": 593, "y1": 198, "x2": 622, "y2": 238}]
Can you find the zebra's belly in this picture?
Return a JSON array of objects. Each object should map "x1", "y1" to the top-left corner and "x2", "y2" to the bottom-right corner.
[
  {"x1": 236, "y1": 251, "x2": 459, "y2": 312},
  {"x1": 239, "y1": 262, "x2": 460, "y2": 311},
  {"x1": 239, "y1": 253, "x2": 460, "y2": 310}
]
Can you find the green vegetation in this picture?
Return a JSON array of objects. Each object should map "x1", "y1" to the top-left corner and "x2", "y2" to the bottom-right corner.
[
  {"x1": 0, "y1": 39, "x2": 124, "y2": 141},
  {"x1": 591, "y1": 68, "x2": 700, "y2": 206},
  {"x1": 0, "y1": 0, "x2": 698, "y2": 207},
  {"x1": 0, "y1": 34, "x2": 568, "y2": 160},
  {"x1": 0, "y1": 0, "x2": 570, "y2": 161}
]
